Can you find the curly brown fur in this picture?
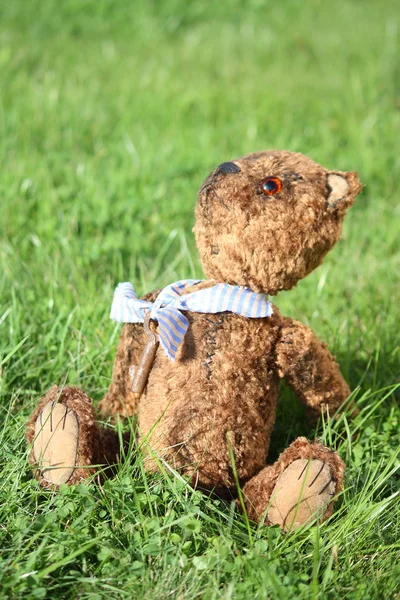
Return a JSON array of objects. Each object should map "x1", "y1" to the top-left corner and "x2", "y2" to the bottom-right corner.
[{"x1": 27, "y1": 150, "x2": 362, "y2": 527}]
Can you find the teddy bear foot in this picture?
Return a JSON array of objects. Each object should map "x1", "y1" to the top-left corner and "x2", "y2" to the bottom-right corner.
[
  {"x1": 26, "y1": 385, "x2": 103, "y2": 488},
  {"x1": 267, "y1": 458, "x2": 335, "y2": 531},
  {"x1": 33, "y1": 401, "x2": 79, "y2": 485},
  {"x1": 242, "y1": 437, "x2": 345, "y2": 531}
]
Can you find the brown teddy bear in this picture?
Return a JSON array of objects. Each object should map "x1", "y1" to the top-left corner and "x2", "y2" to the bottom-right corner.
[{"x1": 26, "y1": 150, "x2": 362, "y2": 531}]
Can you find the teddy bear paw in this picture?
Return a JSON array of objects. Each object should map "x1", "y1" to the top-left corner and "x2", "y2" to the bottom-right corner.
[
  {"x1": 33, "y1": 401, "x2": 79, "y2": 485},
  {"x1": 268, "y1": 458, "x2": 335, "y2": 531}
]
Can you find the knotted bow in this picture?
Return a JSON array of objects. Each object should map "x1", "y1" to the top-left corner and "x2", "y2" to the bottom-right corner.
[{"x1": 110, "y1": 279, "x2": 273, "y2": 361}]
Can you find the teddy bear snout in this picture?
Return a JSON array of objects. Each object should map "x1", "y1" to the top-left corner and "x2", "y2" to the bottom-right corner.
[
  {"x1": 215, "y1": 162, "x2": 241, "y2": 175},
  {"x1": 200, "y1": 162, "x2": 241, "y2": 190}
]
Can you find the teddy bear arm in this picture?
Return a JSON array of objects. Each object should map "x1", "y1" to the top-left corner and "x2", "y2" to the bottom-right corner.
[
  {"x1": 99, "y1": 288, "x2": 161, "y2": 418},
  {"x1": 274, "y1": 318, "x2": 354, "y2": 423},
  {"x1": 98, "y1": 323, "x2": 143, "y2": 418}
]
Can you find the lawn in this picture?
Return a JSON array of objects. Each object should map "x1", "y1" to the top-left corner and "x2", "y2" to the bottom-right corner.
[{"x1": 0, "y1": 0, "x2": 399, "y2": 598}]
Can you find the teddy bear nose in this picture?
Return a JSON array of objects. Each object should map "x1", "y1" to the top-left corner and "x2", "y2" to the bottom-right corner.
[{"x1": 215, "y1": 162, "x2": 241, "y2": 175}]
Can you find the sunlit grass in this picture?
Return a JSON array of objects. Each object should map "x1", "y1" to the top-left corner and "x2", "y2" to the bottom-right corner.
[{"x1": 0, "y1": 0, "x2": 399, "y2": 598}]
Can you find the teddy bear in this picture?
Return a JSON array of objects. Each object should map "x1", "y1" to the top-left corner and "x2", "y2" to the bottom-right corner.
[{"x1": 26, "y1": 150, "x2": 362, "y2": 531}]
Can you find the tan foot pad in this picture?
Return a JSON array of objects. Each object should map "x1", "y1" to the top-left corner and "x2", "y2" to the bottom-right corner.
[
  {"x1": 33, "y1": 402, "x2": 79, "y2": 485},
  {"x1": 268, "y1": 458, "x2": 335, "y2": 531}
]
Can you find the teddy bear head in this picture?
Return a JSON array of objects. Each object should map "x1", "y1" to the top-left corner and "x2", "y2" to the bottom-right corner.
[{"x1": 193, "y1": 150, "x2": 362, "y2": 295}]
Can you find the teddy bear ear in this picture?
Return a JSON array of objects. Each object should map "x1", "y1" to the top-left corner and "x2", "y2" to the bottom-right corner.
[{"x1": 326, "y1": 171, "x2": 362, "y2": 213}]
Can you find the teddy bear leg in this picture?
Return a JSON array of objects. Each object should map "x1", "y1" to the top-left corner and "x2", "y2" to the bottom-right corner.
[
  {"x1": 242, "y1": 437, "x2": 345, "y2": 531},
  {"x1": 26, "y1": 385, "x2": 127, "y2": 488}
]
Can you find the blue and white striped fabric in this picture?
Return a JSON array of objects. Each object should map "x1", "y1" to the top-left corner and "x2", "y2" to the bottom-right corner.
[{"x1": 110, "y1": 280, "x2": 273, "y2": 361}]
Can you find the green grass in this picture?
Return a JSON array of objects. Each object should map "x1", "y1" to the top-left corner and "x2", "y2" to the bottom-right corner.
[{"x1": 1, "y1": 0, "x2": 399, "y2": 597}]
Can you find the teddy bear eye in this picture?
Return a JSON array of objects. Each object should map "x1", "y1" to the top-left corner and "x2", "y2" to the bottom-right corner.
[{"x1": 262, "y1": 177, "x2": 283, "y2": 196}]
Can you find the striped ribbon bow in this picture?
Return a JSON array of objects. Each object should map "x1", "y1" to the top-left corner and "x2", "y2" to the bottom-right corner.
[{"x1": 110, "y1": 280, "x2": 273, "y2": 361}]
